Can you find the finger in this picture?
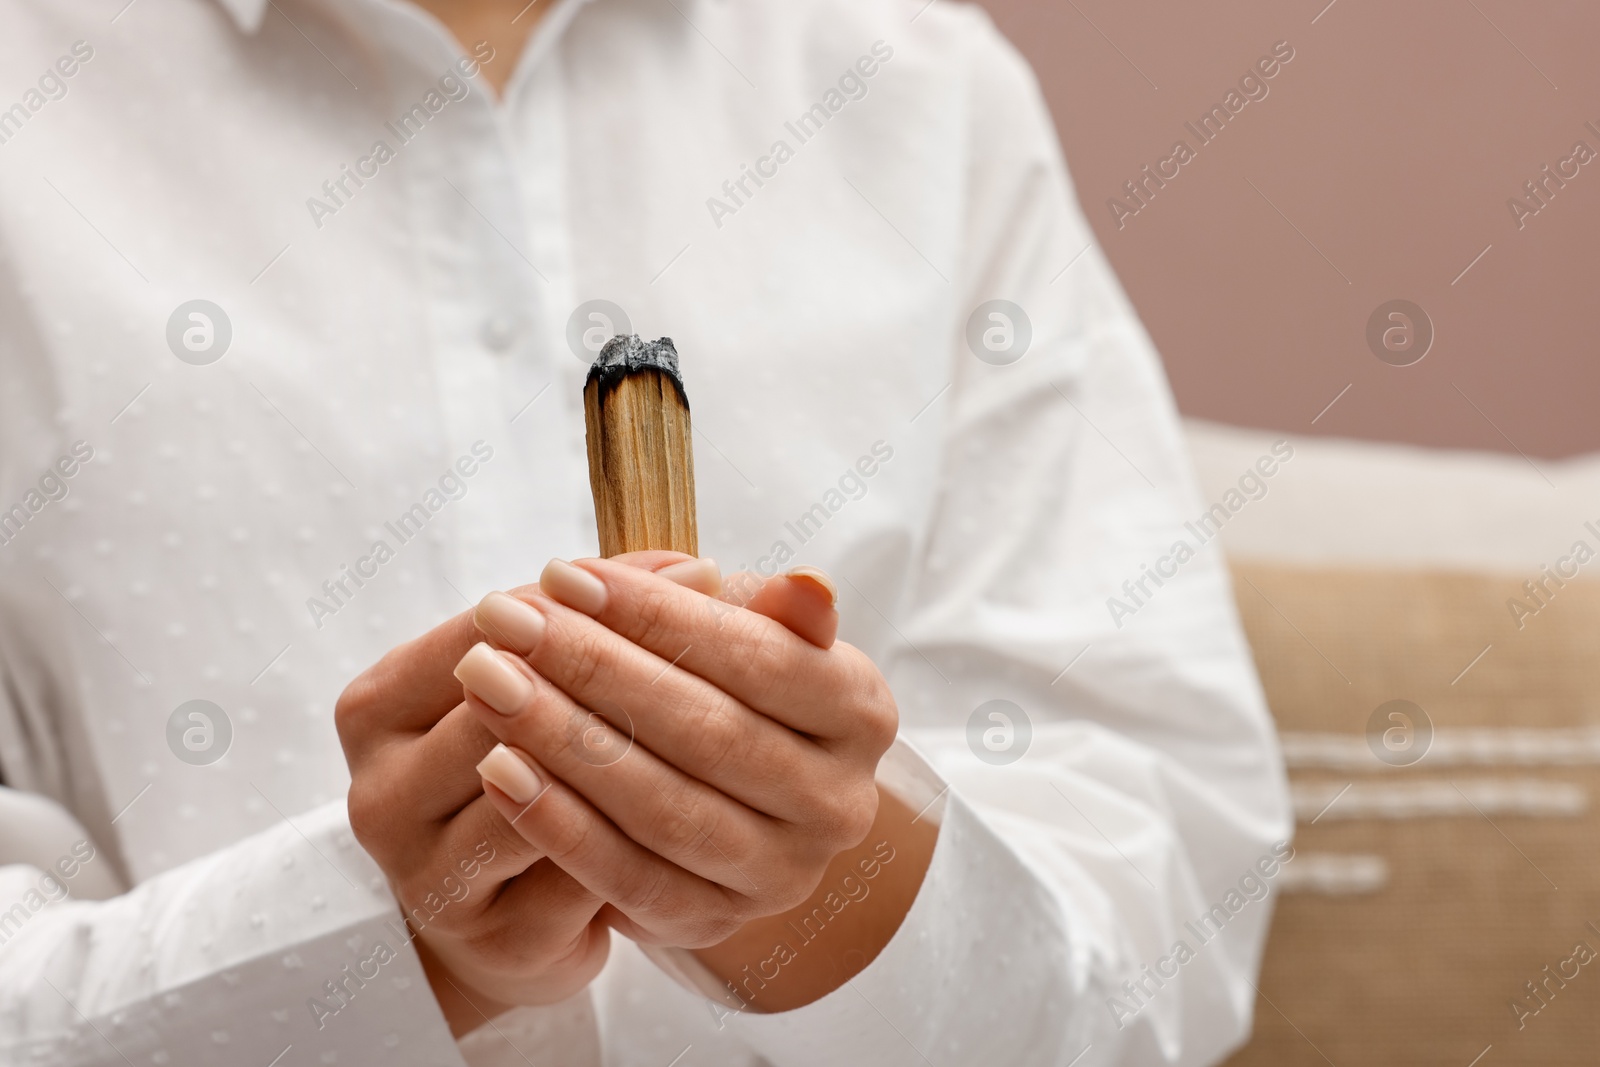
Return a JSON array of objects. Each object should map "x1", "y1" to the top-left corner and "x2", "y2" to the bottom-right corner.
[
  {"x1": 419, "y1": 910, "x2": 611, "y2": 1017},
  {"x1": 651, "y1": 557, "x2": 724, "y2": 597},
  {"x1": 606, "y1": 549, "x2": 696, "y2": 573},
  {"x1": 336, "y1": 605, "x2": 483, "y2": 757},
  {"x1": 468, "y1": 593, "x2": 828, "y2": 816},
  {"x1": 578, "y1": 550, "x2": 724, "y2": 597},
  {"x1": 720, "y1": 567, "x2": 838, "y2": 648},
  {"x1": 394, "y1": 791, "x2": 546, "y2": 916},
  {"x1": 378, "y1": 701, "x2": 503, "y2": 822},
  {"x1": 478, "y1": 876, "x2": 613, "y2": 985},
  {"x1": 355, "y1": 715, "x2": 549, "y2": 897},
  {"x1": 336, "y1": 558, "x2": 717, "y2": 763},
  {"x1": 458, "y1": 664, "x2": 779, "y2": 887},
  {"x1": 415, "y1": 855, "x2": 611, "y2": 1005},
  {"x1": 537, "y1": 557, "x2": 856, "y2": 738},
  {"x1": 478, "y1": 760, "x2": 743, "y2": 948},
  {"x1": 351, "y1": 553, "x2": 714, "y2": 739},
  {"x1": 472, "y1": 556, "x2": 720, "y2": 656},
  {"x1": 354, "y1": 697, "x2": 549, "y2": 889},
  {"x1": 487, "y1": 872, "x2": 610, "y2": 952}
]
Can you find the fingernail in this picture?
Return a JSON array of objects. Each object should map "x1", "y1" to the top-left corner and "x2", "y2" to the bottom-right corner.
[
  {"x1": 477, "y1": 742, "x2": 544, "y2": 805},
  {"x1": 475, "y1": 591, "x2": 547, "y2": 652},
  {"x1": 785, "y1": 566, "x2": 838, "y2": 607},
  {"x1": 454, "y1": 642, "x2": 534, "y2": 716},
  {"x1": 657, "y1": 557, "x2": 722, "y2": 596},
  {"x1": 540, "y1": 558, "x2": 608, "y2": 615}
]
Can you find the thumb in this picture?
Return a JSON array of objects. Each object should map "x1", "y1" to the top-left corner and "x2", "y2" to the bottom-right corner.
[{"x1": 721, "y1": 566, "x2": 839, "y2": 649}]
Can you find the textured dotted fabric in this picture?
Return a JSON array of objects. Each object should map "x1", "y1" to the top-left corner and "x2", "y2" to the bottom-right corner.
[{"x1": 0, "y1": 0, "x2": 1285, "y2": 1064}]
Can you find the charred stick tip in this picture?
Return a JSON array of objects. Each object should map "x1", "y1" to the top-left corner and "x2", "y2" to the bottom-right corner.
[{"x1": 587, "y1": 334, "x2": 687, "y2": 407}]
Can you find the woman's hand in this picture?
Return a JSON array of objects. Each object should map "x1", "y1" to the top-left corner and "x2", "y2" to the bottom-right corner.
[
  {"x1": 455, "y1": 555, "x2": 901, "y2": 953},
  {"x1": 333, "y1": 612, "x2": 613, "y2": 1036}
]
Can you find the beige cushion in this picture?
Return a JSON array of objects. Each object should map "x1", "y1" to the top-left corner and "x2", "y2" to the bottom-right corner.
[{"x1": 1225, "y1": 562, "x2": 1600, "y2": 1065}]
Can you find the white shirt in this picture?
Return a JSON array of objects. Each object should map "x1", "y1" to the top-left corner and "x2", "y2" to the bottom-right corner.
[{"x1": 0, "y1": 0, "x2": 1290, "y2": 1064}]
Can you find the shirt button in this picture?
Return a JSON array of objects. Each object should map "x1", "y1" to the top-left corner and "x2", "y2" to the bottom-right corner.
[{"x1": 480, "y1": 315, "x2": 518, "y2": 353}]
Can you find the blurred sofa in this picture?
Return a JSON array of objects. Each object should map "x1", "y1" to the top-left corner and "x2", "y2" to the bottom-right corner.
[{"x1": 1184, "y1": 419, "x2": 1600, "y2": 1066}]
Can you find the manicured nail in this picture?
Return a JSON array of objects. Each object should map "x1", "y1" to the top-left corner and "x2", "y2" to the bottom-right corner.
[
  {"x1": 476, "y1": 743, "x2": 544, "y2": 805},
  {"x1": 454, "y1": 642, "x2": 534, "y2": 716},
  {"x1": 475, "y1": 591, "x2": 546, "y2": 652},
  {"x1": 540, "y1": 558, "x2": 608, "y2": 615},
  {"x1": 657, "y1": 557, "x2": 722, "y2": 596},
  {"x1": 785, "y1": 566, "x2": 838, "y2": 607}
]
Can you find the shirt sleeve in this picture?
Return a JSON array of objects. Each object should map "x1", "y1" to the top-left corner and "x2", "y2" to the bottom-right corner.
[
  {"x1": 0, "y1": 798, "x2": 468, "y2": 1067},
  {"x1": 719, "y1": 12, "x2": 1292, "y2": 1067}
]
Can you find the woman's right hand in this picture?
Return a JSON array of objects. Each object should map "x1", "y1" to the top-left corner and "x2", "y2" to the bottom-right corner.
[{"x1": 334, "y1": 606, "x2": 612, "y2": 1036}]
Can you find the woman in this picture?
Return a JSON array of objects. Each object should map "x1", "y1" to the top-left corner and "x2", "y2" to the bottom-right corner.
[{"x1": 0, "y1": 0, "x2": 1289, "y2": 1063}]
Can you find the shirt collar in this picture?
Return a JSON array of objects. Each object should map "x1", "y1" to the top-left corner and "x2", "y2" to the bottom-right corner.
[
  {"x1": 215, "y1": 0, "x2": 269, "y2": 33},
  {"x1": 211, "y1": 0, "x2": 592, "y2": 43}
]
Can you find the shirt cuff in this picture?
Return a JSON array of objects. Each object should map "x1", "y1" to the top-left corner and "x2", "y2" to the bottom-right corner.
[
  {"x1": 1, "y1": 798, "x2": 467, "y2": 1067},
  {"x1": 455, "y1": 996, "x2": 602, "y2": 1066},
  {"x1": 652, "y1": 739, "x2": 1084, "y2": 1067}
]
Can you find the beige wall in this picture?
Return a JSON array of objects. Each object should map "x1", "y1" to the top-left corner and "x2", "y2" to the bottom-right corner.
[{"x1": 978, "y1": 0, "x2": 1596, "y2": 459}]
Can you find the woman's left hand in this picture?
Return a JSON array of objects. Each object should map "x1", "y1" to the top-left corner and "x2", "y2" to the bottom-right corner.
[{"x1": 454, "y1": 554, "x2": 901, "y2": 951}]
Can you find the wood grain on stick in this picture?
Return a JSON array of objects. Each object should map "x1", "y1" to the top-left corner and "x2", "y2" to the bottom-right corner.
[{"x1": 583, "y1": 335, "x2": 698, "y2": 558}]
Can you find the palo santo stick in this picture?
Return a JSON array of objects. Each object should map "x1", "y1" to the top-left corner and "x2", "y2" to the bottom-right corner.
[{"x1": 583, "y1": 334, "x2": 698, "y2": 558}]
